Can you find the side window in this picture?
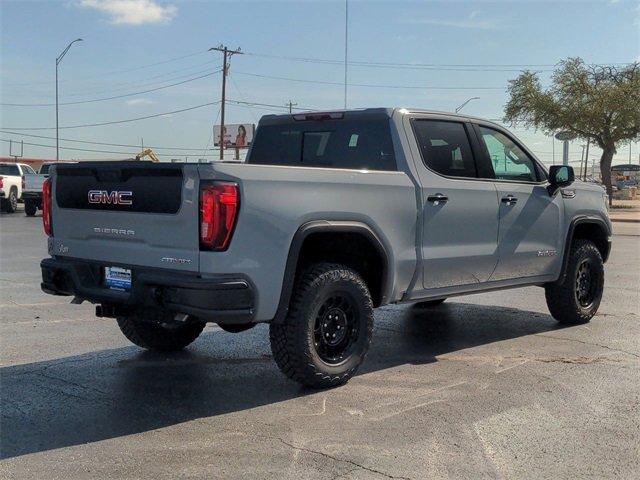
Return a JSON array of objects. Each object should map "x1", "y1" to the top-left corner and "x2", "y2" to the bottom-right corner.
[
  {"x1": 22, "y1": 165, "x2": 36, "y2": 174},
  {"x1": 412, "y1": 120, "x2": 477, "y2": 178},
  {"x1": 479, "y1": 126, "x2": 539, "y2": 182}
]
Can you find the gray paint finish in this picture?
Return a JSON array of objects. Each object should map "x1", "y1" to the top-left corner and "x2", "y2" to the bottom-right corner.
[{"x1": 43, "y1": 108, "x2": 611, "y2": 323}]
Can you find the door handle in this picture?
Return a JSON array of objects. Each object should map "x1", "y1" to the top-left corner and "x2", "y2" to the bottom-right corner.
[
  {"x1": 501, "y1": 195, "x2": 518, "y2": 206},
  {"x1": 427, "y1": 193, "x2": 448, "y2": 205}
]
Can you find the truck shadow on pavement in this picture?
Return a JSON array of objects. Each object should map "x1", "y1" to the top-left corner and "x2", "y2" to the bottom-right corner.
[{"x1": 1, "y1": 302, "x2": 567, "y2": 459}]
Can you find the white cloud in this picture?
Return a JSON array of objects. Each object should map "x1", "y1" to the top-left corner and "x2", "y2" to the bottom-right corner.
[
  {"x1": 77, "y1": 0, "x2": 177, "y2": 25},
  {"x1": 126, "y1": 98, "x2": 156, "y2": 106},
  {"x1": 404, "y1": 11, "x2": 502, "y2": 30}
]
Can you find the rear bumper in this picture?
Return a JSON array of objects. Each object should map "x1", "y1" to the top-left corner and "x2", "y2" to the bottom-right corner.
[
  {"x1": 41, "y1": 257, "x2": 255, "y2": 324},
  {"x1": 22, "y1": 191, "x2": 42, "y2": 201}
]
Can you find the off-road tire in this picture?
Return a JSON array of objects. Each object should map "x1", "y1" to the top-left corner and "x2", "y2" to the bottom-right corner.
[
  {"x1": 269, "y1": 263, "x2": 374, "y2": 389},
  {"x1": 24, "y1": 200, "x2": 37, "y2": 216},
  {"x1": 117, "y1": 311, "x2": 205, "y2": 351},
  {"x1": 545, "y1": 239, "x2": 604, "y2": 325},
  {"x1": 415, "y1": 298, "x2": 446, "y2": 307},
  {"x1": 3, "y1": 188, "x2": 17, "y2": 213}
]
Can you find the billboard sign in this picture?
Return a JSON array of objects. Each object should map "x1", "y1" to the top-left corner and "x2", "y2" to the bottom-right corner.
[{"x1": 214, "y1": 123, "x2": 255, "y2": 148}]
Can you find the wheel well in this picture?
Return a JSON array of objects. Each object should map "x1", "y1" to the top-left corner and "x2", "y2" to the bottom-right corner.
[
  {"x1": 295, "y1": 231, "x2": 386, "y2": 307},
  {"x1": 10, "y1": 186, "x2": 17, "y2": 193},
  {"x1": 572, "y1": 222, "x2": 609, "y2": 261}
]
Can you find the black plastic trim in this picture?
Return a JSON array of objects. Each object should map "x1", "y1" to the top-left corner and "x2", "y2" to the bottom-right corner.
[
  {"x1": 40, "y1": 257, "x2": 255, "y2": 323},
  {"x1": 271, "y1": 220, "x2": 391, "y2": 323},
  {"x1": 557, "y1": 216, "x2": 612, "y2": 284}
]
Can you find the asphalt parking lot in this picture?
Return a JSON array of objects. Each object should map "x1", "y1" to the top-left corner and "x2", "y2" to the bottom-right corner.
[{"x1": 1, "y1": 206, "x2": 639, "y2": 480}]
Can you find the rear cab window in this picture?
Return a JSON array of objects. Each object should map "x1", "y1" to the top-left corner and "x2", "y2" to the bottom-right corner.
[
  {"x1": 0, "y1": 164, "x2": 20, "y2": 176},
  {"x1": 248, "y1": 112, "x2": 397, "y2": 171}
]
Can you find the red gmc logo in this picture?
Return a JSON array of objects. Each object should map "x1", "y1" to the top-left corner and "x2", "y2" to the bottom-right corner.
[{"x1": 88, "y1": 190, "x2": 133, "y2": 205}]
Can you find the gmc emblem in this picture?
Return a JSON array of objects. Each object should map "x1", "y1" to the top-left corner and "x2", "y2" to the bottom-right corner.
[{"x1": 88, "y1": 190, "x2": 133, "y2": 205}]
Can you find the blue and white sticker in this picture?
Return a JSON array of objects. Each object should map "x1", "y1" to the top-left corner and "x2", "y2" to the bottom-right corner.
[{"x1": 104, "y1": 266, "x2": 131, "y2": 291}]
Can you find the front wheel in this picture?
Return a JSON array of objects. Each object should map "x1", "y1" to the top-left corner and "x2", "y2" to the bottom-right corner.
[
  {"x1": 270, "y1": 263, "x2": 374, "y2": 389},
  {"x1": 545, "y1": 239, "x2": 604, "y2": 324},
  {"x1": 117, "y1": 310, "x2": 205, "y2": 351}
]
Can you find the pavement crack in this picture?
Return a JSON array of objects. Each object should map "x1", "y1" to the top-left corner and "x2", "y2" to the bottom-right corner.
[
  {"x1": 276, "y1": 438, "x2": 411, "y2": 480},
  {"x1": 534, "y1": 333, "x2": 640, "y2": 359}
]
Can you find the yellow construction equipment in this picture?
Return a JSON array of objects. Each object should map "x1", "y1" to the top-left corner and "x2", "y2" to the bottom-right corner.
[{"x1": 135, "y1": 149, "x2": 159, "y2": 162}]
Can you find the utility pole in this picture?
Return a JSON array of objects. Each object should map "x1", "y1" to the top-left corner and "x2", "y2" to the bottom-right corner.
[
  {"x1": 286, "y1": 100, "x2": 298, "y2": 113},
  {"x1": 580, "y1": 144, "x2": 586, "y2": 179},
  {"x1": 209, "y1": 45, "x2": 242, "y2": 160},
  {"x1": 584, "y1": 139, "x2": 590, "y2": 180}
]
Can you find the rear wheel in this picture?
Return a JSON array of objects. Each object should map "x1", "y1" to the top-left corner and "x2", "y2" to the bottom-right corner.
[
  {"x1": 545, "y1": 239, "x2": 604, "y2": 324},
  {"x1": 269, "y1": 263, "x2": 373, "y2": 389},
  {"x1": 3, "y1": 189, "x2": 17, "y2": 213},
  {"x1": 117, "y1": 310, "x2": 205, "y2": 351},
  {"x1": 24, "y1": 200, "x2": 37, "y2": 216}
]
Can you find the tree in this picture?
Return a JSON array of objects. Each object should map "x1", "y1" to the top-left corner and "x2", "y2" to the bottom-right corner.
[{"x1": 504, "y1": 58, "x2": 640, "y2": 202}]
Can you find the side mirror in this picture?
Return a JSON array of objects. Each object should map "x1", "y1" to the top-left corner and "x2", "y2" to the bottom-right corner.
[{"x1": 548, "y1": 165, "x2": 574, "y2": 193}]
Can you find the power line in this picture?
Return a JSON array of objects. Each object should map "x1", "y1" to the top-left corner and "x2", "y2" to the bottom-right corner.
[
  {"x1": 2, "y1": 50, "x2": 211, "y2": 88},
  {"x1": 0, "y1": 130, "x2": 222, "y2": 151},
  {"x1": 1, "y1": 101, "x2": 221, "y2": 131},
  {"x1": 227, "y1": 99, "x2": 318, "y2": 111},
  {"x1": 243, "y1": 51, "x2": 635, "y2": 71},
  {"x1": 234, "y1": 70, "x2": 506, "y2": 90},
  {"x1": 0, "y1": 137, "x2": 243, "y2": 158},
  {"x1": 1, "y1": 71, "x2": 222, "y2": 107}
]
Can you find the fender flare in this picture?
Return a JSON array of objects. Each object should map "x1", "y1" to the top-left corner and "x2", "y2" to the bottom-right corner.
[
  {"x1": 271, "y1": 220, "x2": 391, "y2": 323},
  {"x1": 557, "y1": 216, "x2": 611, "y2": 284}
]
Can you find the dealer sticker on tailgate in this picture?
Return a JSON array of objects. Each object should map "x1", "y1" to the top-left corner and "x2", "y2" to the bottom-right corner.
[{"x1": 104, "y1": 266, "x2": 131, "y2": 291}]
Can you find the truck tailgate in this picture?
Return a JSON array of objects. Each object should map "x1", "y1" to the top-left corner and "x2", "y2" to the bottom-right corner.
[
  {"x1": 50, "y1": 162, "x2": 200, "y2": 272},
  {"x1": 24, "y1": 173, "x2": 47, "y2": 193}
]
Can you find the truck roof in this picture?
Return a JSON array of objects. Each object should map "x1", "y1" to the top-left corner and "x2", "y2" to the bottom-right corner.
[{"x1": 258, "y1": 107, "x2": 504, "y2": 129}]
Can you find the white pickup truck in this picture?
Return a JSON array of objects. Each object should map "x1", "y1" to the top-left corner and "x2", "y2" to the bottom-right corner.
[
  {"x1": 0, "y1": 162, "x2": 36, "y2": 213},
  {"x1": 22, "y1": 163, "x2": 54, "y2": 216}
]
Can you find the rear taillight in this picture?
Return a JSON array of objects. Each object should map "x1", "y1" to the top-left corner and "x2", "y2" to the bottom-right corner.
[
  {"x1": 0, "y1": 176, "x2": 3, "y2": 188},
  {"x1": 21, "y1": 177, "x2": 25, "y2": 190},
  {"x1": 199, "y1": 182, "x2": 239, "y2": 251},
  {"x1": 43, "y1": 178, "x2": 52, "y2": 236}
]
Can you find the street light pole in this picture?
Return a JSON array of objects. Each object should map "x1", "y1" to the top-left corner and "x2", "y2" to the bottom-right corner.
[
  {"x1": 56, "y1": 38, "x2": 82, "y2": 162},
  {"x1": 455, "y1": 96, "x2": 480, "y2": 113}
]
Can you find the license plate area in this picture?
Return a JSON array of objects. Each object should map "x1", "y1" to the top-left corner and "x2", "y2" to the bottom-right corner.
[{"x1": 104, "y1": 266, "x2": 132, "y2": 291}]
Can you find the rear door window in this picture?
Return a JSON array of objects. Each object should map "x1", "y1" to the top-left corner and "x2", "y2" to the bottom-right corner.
[
  {"x1": 249, "y1": 119, "x2": 396, "y2": 171},
  {"x1": 411, "y1": 120, "x2": 478, "y2": 178}
]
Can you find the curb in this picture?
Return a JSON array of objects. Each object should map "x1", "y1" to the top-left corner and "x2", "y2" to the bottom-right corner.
[{"x1": 611, "y1": 218, "x2": 640, "y2": 224}]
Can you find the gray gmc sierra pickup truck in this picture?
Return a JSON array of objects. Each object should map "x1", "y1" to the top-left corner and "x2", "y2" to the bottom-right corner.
[{"x1": 40, "y1": 108, "x2": 611, "y2": 388}]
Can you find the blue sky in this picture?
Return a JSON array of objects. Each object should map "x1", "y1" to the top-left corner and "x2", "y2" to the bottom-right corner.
[{"x1": 1, "y1": 0, "x2": 638, "y2": 165}]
